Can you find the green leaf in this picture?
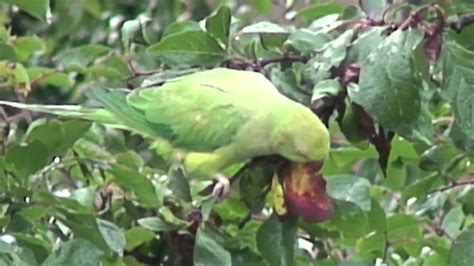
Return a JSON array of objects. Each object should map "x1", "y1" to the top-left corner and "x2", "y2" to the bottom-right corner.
[
  {"x1": 312, "y1": 79, "x2": 343, "y2": 104},
  {"x1": 448, "y1": 224, "x2": 474, "y2": 266},
  {"x1": 194, "y1": 226, "x2": 232, "y2": 266},
  {"x1": 241, "y1": 21, "x2": 290, "y2": 50},
  {"x1": 256, "y1": 214, "x2": 297, "y2": 266},
  {"x1": 162, "y1": 21, "x2": 202, "y2": 38},
  {"x1": 3, "y1": 0, "x2": 51, "y2": 21},
  {"x1": 303, "y1": 30, "x2": 354, "y2": 85},
  {"x1": 167, "y1": 166, "x2": 192, "y2": 202},
  {"x1": 27, "y1": 67, "x2": 73, "y2": 88},
  {"x1": 43, "y1": 239, "x2": 103, "y2": 266},
  {"x1": 14, "y1": 233, "x2": 50, "y2": 263},
  {"x1": 298, "y1": 3, "x2": 344, "y2": 21},
  {"x1": 97, "y1": 219, "x2": 126, "y2": 254},
  {"x1": 270, "y1": 68, "x2": 310, "y2": 105},
  {"x1": 121, "y1": 16, "x2": 152, "y2": 48},
  {"x1": 124, "y1": 227, "x2": 155, "y2": 251},
  {"x1": 109, "y1": 166, "x2": 160, "y2": 207},
  {"x1": 285, "y1": 29, "x2": 331, "y2": 54},
  {"x1": 348, "y1": 29, "x2": 425, "y2": 137},
  {"x1": 205, "y1": 5, "x2": 231, "y2": 47},
  {"x1": 452, "y1": 77, "x2": 474, "y2": 146},
  {"x1": 147, "y1": 31, "x2": 226, "y2": 67},
  {"x1": 6, "y1": 140, "x2": 50, "y2": 178},
  {"x1": 441, "y1": 206, "x2": 465, "y2": 239},
  {"x1": 54, "y1": 45, "x2": 111, "y2": 70},
  {"x1": 80, "y1": 0, "x2": 101, "y2": 17},
  {"x1": 137, "y1": 217, "x2": 182, "y2": 232},
  {"x1": 326, "y1": 175, "x2": 371, "y2": 211},
  {"x1": 386, "y1": 214, "x2": 422, "y2": 256},
  {"x1": 0, "y1": 240, "x2": 31, "y2": 266},
  {"x1": 13, "y1": 36, "x2": 46, "y2": 61}
]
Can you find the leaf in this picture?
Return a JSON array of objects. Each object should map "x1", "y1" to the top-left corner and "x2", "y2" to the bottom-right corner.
[
  {"x1": 270, "y1": 68, "x2": 310, "y2": 105},
  {"x1": 54, "y1": 45, "x2": 111, "y2": 70},
  {"x1": 3, "y1": 0, "x2": 51, "y2": 21},
  {"x1": 5, "y1": 139, "x2": 50, "y2": 178},
  {"x1": 325, "y1": 175, "x2": 371, "y2": 211},
  {"x1": 43, "y1": 239, "x2": 103, "y2": 266},
  {"x1": 167, "y1": 166, "x2": 192, "y2": 202},
  {"x1": 348, "y1": 29, "x2": 425, "y2": 137},
  {"x1": 311, "y1": 79, "x2": 343, "y2": 104},
  {"x1": 147, "y1": 31, "x2": 226, "y2": 67},
  {"x1": 97, "y1": 219, "x2": 126, "y2": 254},
  {"x1": 80, "y1": 0, "x2": 101, "y2": 17},
  {"x1": 285, "y1": 29, "x2": 331, "y2": 54},
  {"x1": 303, "y1": 30, "x2": 354, "y2": 86},
  {"x1": 386, "y1": 214, "x2": 422, "y2": 256},
  {"x1": 256, "y1": 214, "x2": 297, "y2": 266},
  {"x1": 205, "y1": 5, "x2": 231, "y2": 47},
  {"x1": 137, "y1": 217, "x2": 182, "y2": 232},
  {"x1": 194, "y1": 226, "x2": 232, "y2": 266},
  {"x1": 162, "y1": 21, "x2": 202, "y2": 38},
  {"x1": 121, "y1": 16, "x2": 152, "y2": 49},
  {"x1": 14, "y1": 233, "x2": 51, "y2": 263},
  {"x1": 27, "y1": 67, "x2": 73, "y2": 88},
  {"x1": 109, "y1": 166, "x2": 160, "y2": 207},
  {"x1": 452, "y1": 77, "x2": 474, "y2": 145},
  {"x1": 124, "y1": 227, "x2": 155, "y2": 251},
  {"x1": 298, "y1": 3, "x2": 344, "y2": 21},
  {"x1": 448, "y1": 224, "x2": 474, "y2": 266},
  {"x1": 13, "y1": 36, "x2": 46, "y2": 61},
  {"x1": 241, "y1": 21, "x2": 290, "y2": 50},
  {"x1": 441, "y1": 206, "x2": 465, "y2": 239}
]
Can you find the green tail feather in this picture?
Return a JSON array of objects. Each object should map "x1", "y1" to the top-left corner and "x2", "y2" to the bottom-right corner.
[
  {"x1": 0, "y1": 85, "x2": 160, "y2": 138},
  {"x1": 0, "y1": 100, "x2": 117, "y2": 124},
  {"x1": 86, "y1": 85, "x2": 158, "y2": 137}
]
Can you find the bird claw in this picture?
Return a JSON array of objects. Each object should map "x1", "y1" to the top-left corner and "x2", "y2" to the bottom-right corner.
[{"x1": 211, "y1": 174, "x2": 230, "y2": 201}]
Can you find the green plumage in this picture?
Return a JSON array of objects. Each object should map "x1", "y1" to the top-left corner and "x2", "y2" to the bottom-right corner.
[{"x1": 0, "y1": 68, "x2": 330, "y2": 179}]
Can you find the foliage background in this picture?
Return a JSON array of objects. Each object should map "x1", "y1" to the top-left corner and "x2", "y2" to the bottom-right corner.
[{"x1": 0, "y1": 0, "x2": 473, "y2": 265}]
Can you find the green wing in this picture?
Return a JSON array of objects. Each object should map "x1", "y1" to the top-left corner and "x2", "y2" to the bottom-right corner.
[
  {"x1": 128, "y1": 72, "x2": 246, "y2": 151},
  {"x1": 90, "y1": 68, "x2": 282, "y2": 152}
]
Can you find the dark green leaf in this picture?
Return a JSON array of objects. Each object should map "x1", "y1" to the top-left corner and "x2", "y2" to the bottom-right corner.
[
  {"x1": 3, "y1": 0, "x2": 51, "y2": 21},
  {"x1": 137, "y1": 217, "x2": 183, "y2": 232},
  {"x1": 348, "y1": 29, "x2": 425, "y2": 137},
  {"x1": 256, "y1": 214, "x2": 297, "y2": 266},
  {"x1": 147, "y1": 31, "x2": 226, "y2": 67},
  {"x1": 6, "y1": 139, "x2": 50, "y2": 178},
  {"x1": 109, "y1": 165, "x2": 160, "y2": 207},
  {"x1": 124, "y1": 227, "x2": 155, "y2": 251},
  {"x1": 205, "y1": 5, "x2": 231, "y2": 46}
]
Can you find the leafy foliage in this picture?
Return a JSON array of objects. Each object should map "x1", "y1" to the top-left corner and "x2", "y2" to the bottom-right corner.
[{"x1": 0, "y1": 0, "x2": 473, "y2": 265}]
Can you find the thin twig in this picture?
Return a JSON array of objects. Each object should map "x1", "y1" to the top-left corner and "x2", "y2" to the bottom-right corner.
[{"x1": 429, "y1": 179, "x2": 474, "y2": 194}]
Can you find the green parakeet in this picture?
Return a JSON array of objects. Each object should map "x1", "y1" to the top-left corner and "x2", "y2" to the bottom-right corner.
[{"x1": 0, "y1": 68, "x2": 330, "y2": 198}]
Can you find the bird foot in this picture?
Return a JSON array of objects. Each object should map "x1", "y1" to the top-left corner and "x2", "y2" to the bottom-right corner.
[{"x1": 211, "y1": 174, "x2": 230, "y2": 201}]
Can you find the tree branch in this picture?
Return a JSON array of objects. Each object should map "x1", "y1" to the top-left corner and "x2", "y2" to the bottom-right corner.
[{"x1": 429, "y1": 179, "x2": 474, "y2": 194}]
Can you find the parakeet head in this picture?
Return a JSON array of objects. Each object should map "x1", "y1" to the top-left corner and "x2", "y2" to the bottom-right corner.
[{"x1": 273, "y1": 107, "x2": 330, "y2": 163}]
